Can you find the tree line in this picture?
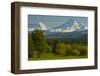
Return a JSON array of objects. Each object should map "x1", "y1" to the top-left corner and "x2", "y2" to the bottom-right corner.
[{"x1": 28, "y1": 30, "x2": 87, "y2": 58}]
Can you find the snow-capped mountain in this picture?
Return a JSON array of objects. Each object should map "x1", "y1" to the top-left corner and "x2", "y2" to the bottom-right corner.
[
  {"x1": 28, "y1": 18, "x2": 87, "y2": 33},
  {"x1": 50, "y1": 18, "x2": 87, "y2": 32},
  {"x1": 28, "y1": 22, "x2": 49, "y2": 31},
  {"x1": 38, "y1": 22, "x2": 49, "y2": 30}
]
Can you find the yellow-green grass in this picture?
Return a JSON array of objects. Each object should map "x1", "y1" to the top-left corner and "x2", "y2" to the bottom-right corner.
[{"x1": 28, "y1": 53, "x2": 87, "y2": 61}]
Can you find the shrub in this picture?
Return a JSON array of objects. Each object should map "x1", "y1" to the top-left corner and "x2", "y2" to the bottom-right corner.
[
  {"x1": 80, "y1": 46, "x2": 87, "y2": 56},
  {"x1": 54, "y1": 42, "x2": 66, "y2": 56},
  {"x1": 72, "y1": 49, "x2": 80, "y2": 56}
]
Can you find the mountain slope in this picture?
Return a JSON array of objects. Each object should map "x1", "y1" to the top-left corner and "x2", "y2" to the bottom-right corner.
[
  {"x1": 46, "y1": 30, "x2": 88, "y2": 39},
  {"x1": 50, "y1": 18, "x2": 87, "y2": 32},
  {"x1": 28, "y1": 18, "x2": 88, "y2": 34}
]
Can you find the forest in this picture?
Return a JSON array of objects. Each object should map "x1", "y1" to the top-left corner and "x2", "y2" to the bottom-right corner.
[{"x1": 28, "y1": 30, "x2": 88, "y2": 60}]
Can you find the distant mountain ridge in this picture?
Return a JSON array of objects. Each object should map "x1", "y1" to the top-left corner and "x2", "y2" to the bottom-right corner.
[
  {"x1": 28, "y1": 18, "x2": 88, "y2": 33},
  {"x1": 28, "y1": 18, "x2": 88, "y2": 43}
]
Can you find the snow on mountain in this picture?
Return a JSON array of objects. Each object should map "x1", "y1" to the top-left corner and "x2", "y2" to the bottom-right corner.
[
  {"x1": 62, "y1": 20, "x2": 81, "y2": 32},
  {"x1": 28, "y1": 22, "x2": 49, "y2": 31},
  {"x1": 50, "y1": 18, "x2": 87, "y2": 32},
  {"x1": 28, "y1": 28, "x2": 35, "y2": 31},
  {"x1": 38, "y1": 22, "x2": 49, "y2": 30},
  {"x1": 28, "y1": 18, "x2": 87, "y2": 33}
]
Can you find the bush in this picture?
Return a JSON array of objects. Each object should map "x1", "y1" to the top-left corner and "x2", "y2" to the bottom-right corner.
[
  {"x1": 70, "y1": 44, "x2": 87, "y2": 56},
  {"x1": 72, "y1": 49, "x2": 80, "y2": 56},
  {"x1": 54, "y1": 42, "x2": 66, "y2": 56},
  {"x1": 80, "y1": 46, "x2": 87, "y2": 56}
]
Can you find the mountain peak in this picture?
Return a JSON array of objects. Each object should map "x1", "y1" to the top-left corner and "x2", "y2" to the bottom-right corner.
[
  {"x1": 38, "y1": 22, "x2": 49, "y2": 30},
  {"x1": 28, "y1": 18, "x2": 87, "y2": 33}
]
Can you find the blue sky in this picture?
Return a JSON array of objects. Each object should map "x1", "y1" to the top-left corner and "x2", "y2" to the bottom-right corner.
[{"x1": 28, "y1": 15, "x2": 88, "y2": 28}]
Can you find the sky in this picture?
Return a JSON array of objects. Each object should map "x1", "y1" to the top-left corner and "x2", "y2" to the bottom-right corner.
[{"x1": 28, "y1": 15, "x2": 88, "y2": 29}]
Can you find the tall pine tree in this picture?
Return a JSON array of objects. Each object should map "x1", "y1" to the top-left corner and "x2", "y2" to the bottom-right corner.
[
  {"x1": 31, "y1": 30, "x2": 49, "y2": 58},
  {"x1": 28, "y1": 33, "x2": 35, "y2": 58}
]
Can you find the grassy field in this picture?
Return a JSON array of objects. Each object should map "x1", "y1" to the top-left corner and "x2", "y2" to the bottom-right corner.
[{"x1": 28, "y1": 53, "x2": 87, "y2": 61}]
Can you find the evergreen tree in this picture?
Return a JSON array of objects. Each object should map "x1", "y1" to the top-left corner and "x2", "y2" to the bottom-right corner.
[
  {"x1": 66, "y1": 44, "x2": 72, "y2": 56},
  {"x1": 28, "y1": 33, "x2": 35, "y2": 58},
  {"x1": 31, "y1": 30, "x2": 49, "y2": 58}
]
